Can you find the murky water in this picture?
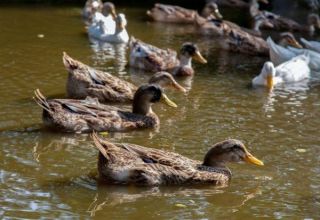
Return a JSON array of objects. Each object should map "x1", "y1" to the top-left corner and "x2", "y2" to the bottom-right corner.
[{"x1": 1, "y1": 5, "x2": 320, "y2": 219}]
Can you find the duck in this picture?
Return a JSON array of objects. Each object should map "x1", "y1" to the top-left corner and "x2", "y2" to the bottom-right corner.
[
  {"x1": 252, "y1": 55, "x2": 310, "y2": 89},
  {"x1": 201, "y1": 11, "x2": 273, "y2": 37},
  {"x1": 267, "y1": 36, "x2": 320, "y2": 70},
  {"x1": 129, "y1": 37, "x2": 207, "y2": 76},
  {"x1": 89, "y1": 2, "x2": 116, "y2": 35},
  {"x1": 300, "y1": 38, "x2": 320, "y2": 53},
  {"x1": 146, "y1": 2, "x2": 223, "y2": 23},
  {"x1": 82, "y1": 0, "x2": 103, "y2": 23},
  {"x1": 33, "y1": 85, "x2": 177, "y2": 133},
  {"x1": 88, "y1": 13, "x2": 129, "y2": 43},
  {"x1": 196, "y1": 15, "x2": 269, "y2": 56},
  {"x1": 265, "y1": 13, "x2": 320, "y2": 35},
  {"x1": 63, "y1": 52, "x2": 186, "y2": 103},
  {"x1": 92, "y1": 133, "x2": 264, "y2": 186},
  {"x1": 250, "y1": 0, "x2": 320, "y2": 35}
]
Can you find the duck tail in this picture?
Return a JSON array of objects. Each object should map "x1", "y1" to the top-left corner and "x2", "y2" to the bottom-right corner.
[
  {"x1": 62, "y1": 52, "x2": 81, "y2": 72},
  {"x1": 33, "y1": 89, "x2": 53, "y2": 114},
  {"x1": 300, "y1": 38, "x2": 311, "y2": 48},
  {"x1": 91, "y1": 132, "x2": 116, "y2": 160}
]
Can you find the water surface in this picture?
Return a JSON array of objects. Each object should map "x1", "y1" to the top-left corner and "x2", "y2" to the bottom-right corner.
[{"x1": 0, "y1": 5, "x2": 320, "y2": 219}]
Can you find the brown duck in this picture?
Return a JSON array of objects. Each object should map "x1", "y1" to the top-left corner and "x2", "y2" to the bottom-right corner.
[
  {"x1": 129, "y1": 37, "x2": 207, "y2": 76},
  {"x1": 146, "y1": 2, "x2": 223, "y2": 23},
  {"x1": 33, "y1": 84, "x2": 177, "y2": 133},
  {"x1": 63, "y1": 52, "x2": 185, "y2": 103},
  {"x1": 92, "y1": 133, "x2": 264, "y2": 186}
]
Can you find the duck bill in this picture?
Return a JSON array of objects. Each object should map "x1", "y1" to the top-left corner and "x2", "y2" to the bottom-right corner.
[
  {"x1": 214, "y1": 9, "x2": 223, "y2": 20},
  {"x1": 160, "y1": 94, "x2": 177, "y2": 108},
  {"x1": 111, "y1": 9, "x2": 116, "y2": 19},
  {"x1": 193, "y1": 51, "x2": 207, "y2": 64},
  {"x1": 266, "y1": 75, "x2": 274, "y2": 89},
  {"x1": 288, "y1": 39, "x2": 303, "y2": 48},
  {"x1": 244, "y1": 153, "x2": 264, "y2": 166},
  {"x1": 172, "y1": 82, "x2": 187, "y2": 93},
  {"x1": 263, "y1": 20, "x2": 274, "y2": 28}
]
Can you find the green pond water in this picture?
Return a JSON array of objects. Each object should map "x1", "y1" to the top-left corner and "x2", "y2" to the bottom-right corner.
[{"x1": 1, "y1": 5, "x2": 320, "y2": 219}]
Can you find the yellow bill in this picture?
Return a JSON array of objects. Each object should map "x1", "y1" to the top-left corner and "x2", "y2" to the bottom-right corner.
[
  {"x1": 172, "y1": 81, "x2": 187, "y2": 93},
  {"x1": 214, "y1": 9, "x2": 223, "y2": 20},
  {"x1": 193, "y1": 51, "x2": 207, "y2": 64},
  {"x1": 288, "y1": 39, "x2": 303, "y2": 48},
  {"x1": 161, "y1": 93, "x2": 177, "y2": 108},
  {"x1": 266, "y1": 75, "x2": 274, "y2": 90},
  {"x1": 244, "y1": 153, "x2": 264, "y2": 166}
]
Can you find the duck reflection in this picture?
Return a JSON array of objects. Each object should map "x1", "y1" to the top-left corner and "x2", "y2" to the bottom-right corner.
[
  {"x1": 32, "y1": 131, "x2": 161, "y2": 163},
  {"x1": 252, "y1": 79, "x2": 310, "y2": 116},
  {"x1": 89, "y1": 37, "x2": 128, "y2": 74},
  {"x1": 87, "y1": 183, "x2": 262, "y2": 217}
]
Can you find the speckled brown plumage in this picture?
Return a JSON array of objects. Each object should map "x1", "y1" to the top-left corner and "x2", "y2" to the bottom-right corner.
[
  {"x1": 196, "y1": 18, "x2": 268, "y2": 56},
  {"x1": 93, "y1": 134, "x2": 264, "y2": 186},
  {"x1": 147, "y1": 3, "x2": 197, "y2": 23},
  {"x1": 33, "y1": 86, "x2": 169, "y2": 133},
  {"x1": 94, "y1": 134, "x2": 229, "y2": 186},
  {"x1": 63, "y1": 52, "x2": 137, "y2": 103},
  {"x1": 129, "y1": 38, "x2": 207, "y2": 76},
  {"x1": 129, "y1": 37, "x2": 179, "y2": 72}
]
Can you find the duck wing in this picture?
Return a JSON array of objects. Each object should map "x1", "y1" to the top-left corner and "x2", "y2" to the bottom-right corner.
[
  {"x1": 267, "y1": 37, "x2": 296, "y2": 66},
  {"x1": 275, "y1": 55, "x2": 310, "y2": 82},
  {"x1": 63, "y1": 52, "x2": 136, "y2": 102},
  {"x1": 92, "y1": 134, "x2": 204, "y2": 185},
  {"x1": 287, "y1": 46, "x2": 320, "y2": 71},
  {"x1": 129, "y1": 37, "x2": 178, "y2": 71},
  {"x1": 93, "y1": 134, "x2": 229, "y2": 185},
  {"x1": 301, "y1": 38, "x2": 320, "y2": 53}
]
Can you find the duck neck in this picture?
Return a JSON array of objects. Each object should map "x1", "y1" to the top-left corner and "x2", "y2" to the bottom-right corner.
[
  {"x1": 199, "y1": 162, "x2": 232, "y2": 178},
  {"x1": 179, "y1": 54, "x2": 192, "y2": 67},
  {"x1": 132, "y1": 97, "x2": 151, "y2": 115},
  {"x1": 114, "y1": 25, "x2": 123, "y2": 35},
  {"x1": 309, "y1": 24, "x2": 315, "y2": 35},
  {"x1": 253, "y1": 20, "x2": 262, "y2": 32}
]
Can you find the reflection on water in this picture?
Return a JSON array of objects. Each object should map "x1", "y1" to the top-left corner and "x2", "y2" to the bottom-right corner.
[
  {"x1": 89, "y1": 38, "x2": 128, "y2": 74},
  {"x1": 1, "y1": 5, "x2": 320, "y2": 220}
]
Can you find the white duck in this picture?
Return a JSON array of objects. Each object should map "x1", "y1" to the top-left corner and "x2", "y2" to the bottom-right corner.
[
  {"x1": 83, "y1": 0, "x2": 103, "y2": 22},
  {"x1": 89, "y1": 13, "x2": 129, "y2": 44},
  {"x1": 90, "y1": 2, "x2": 116, "y2": 35},
  {"x1": 252, "y1": 55, "x2": 310, "y2": 89},
  {"x1": 300, "y1": 38, "x2": 320, "y2": 53},
  {"x1": 267, "y1": 37, "x2": 320, "y2": 70}
]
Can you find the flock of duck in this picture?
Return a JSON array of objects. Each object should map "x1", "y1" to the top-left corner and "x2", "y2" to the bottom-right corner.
[{"x1": 33, "y1": 0, "x2": 320, "y2": 186}]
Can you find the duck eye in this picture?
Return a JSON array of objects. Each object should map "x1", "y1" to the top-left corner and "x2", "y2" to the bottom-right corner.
[{"x1": 232, "y1": 145, "x2": 242, "y2": 151}]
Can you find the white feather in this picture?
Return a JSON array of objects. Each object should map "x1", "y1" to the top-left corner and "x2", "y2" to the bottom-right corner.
[
  {"x1": 252, "y1": 55, "x2": 310, "y2": 87},
  {"x1": 301, "y1": 38, "x2": 320, "y2": 53}
]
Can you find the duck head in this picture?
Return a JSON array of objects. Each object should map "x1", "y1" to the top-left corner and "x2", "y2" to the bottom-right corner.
[
  {"x1": 148, "y1": 72, "x2": 186, "y2": 92},
  {"x1": 278, "y1": 32, "x2": 303, "y2": 48},
  {"x1": 115, "y1": 13, "x2": 127, "y2": 32},
  {"x1": 261, "y1": 61, "x2": 276, "y2": 89},
  {"x1": 202, "y1": 2, "x2": 223, "y2": 20},
  {"x1": 203, "y1": 139, "x2": 264, "y2": 167},
  {"x1": 308, "y1": 13, "x2": 320, "y2": 34},
  {"x1": 180, "y1": 43, "x2": 207, "y2": 65},
  {"x1": 132, "y1": 85, "x2": 177, "y2": 115},
  {"x1": 253, "y1": 15, "x2": 274, "y2": 33},
  {"x1": 102, "y1": 2, "x2": 116, "y2": 18}
]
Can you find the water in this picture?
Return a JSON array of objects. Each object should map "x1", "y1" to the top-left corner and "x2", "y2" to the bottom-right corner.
[{"x1": 1, "y1": 5, "x2": 320, "y2": 219}]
